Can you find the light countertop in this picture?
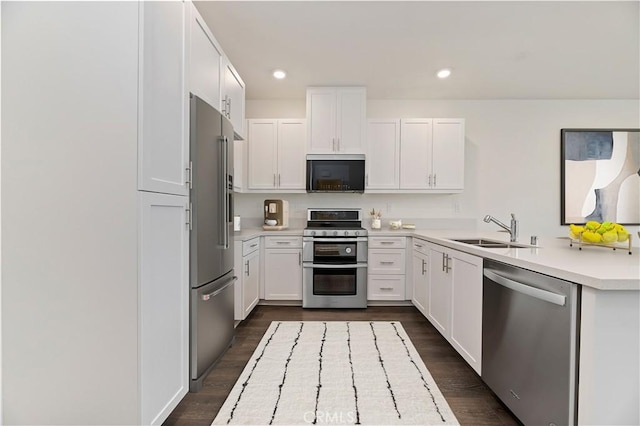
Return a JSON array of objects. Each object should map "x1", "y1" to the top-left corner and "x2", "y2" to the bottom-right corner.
[{"x1": 233, "y1": 227, "x2": 640, "y2": 290}]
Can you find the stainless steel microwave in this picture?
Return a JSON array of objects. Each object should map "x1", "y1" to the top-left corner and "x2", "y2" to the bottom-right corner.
[{"x1": 306, "y1": 154, "x2": 365, "y2": 193}]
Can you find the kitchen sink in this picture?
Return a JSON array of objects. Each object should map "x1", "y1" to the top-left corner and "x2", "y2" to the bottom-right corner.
[{"x1": 451, "y1": 238, "x2": 530, "y2": 249}]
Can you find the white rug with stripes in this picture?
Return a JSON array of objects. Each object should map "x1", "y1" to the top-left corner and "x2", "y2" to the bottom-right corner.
[{"x1": 212, "y1": 321, "x2": 459, "y2": 425}]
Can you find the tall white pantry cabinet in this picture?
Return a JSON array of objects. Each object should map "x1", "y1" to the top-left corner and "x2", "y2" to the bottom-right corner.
[{"x1": 2, "y1": 2, "x2": 192, "y2": 425}]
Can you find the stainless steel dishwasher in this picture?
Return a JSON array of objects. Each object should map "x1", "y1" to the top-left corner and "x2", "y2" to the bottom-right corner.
[{"x1": 482, "y1": 259, "x2": 580, "y2": 426}]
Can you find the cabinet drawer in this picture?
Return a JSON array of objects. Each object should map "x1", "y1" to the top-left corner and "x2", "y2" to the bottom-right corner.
[
  {"x1": 368, "y1": 250, "x2": 406, "y2": 274},
  {"x1": 367, "y1": 275, "x2": 406, "y2": 301},
  {"x1": 242, "y1": 237, "x2": 260, "y2": 256},
  {"x1": 413, "y1": 238, "x2": 429, "y2": 255},
  {"x1": 264, "y1": 236, "x2": 302, "y2": 249},
  {"x1": 369, "y1": 236, "x2": 406, "y2": 249}
]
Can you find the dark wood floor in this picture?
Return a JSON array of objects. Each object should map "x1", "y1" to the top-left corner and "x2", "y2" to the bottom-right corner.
[{"x1": 164, "y1": 306, "x2": 520, "y2": 425}]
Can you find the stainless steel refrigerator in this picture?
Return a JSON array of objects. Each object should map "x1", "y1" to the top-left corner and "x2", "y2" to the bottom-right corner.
[{"x1": 189, "y1": 94, "x2": 235, "y2": 392}]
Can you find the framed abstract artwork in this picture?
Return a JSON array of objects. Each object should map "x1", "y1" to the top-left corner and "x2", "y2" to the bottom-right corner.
[{"x1": 561, "y1": 128, "x2": 640, "y2": 225}]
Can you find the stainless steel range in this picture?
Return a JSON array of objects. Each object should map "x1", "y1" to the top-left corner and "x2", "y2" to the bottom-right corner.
[{"x1": 302, "y1": 208, "x2": 368, "y2": 308}]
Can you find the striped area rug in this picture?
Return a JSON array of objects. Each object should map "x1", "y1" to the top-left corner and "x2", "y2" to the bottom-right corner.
[{"x1": 212, "y1": 321, "x2": 459, "y2": 425}]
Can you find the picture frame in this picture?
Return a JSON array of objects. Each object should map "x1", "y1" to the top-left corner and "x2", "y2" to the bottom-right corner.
[{"x1": 560, "y1": 128, "x2": 640, "y2": 225}]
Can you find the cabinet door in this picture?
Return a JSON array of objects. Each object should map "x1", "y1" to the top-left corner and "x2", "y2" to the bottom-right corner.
[
  {"x1": 139, "y1": 192, "x2": 189, "y2": 425},
  {"x1": 264, "y1": 248, "x2": 302, "y2": 300},
  {"x1": 243, "y1": 249, "x2": 260, "y2": 318},
  {"x1": 336, "y1": 87, "x2": 366, "y2": 153},
  {"x1": 427, "y1": 244, "x2": 451, "y2": 335},
  {"x1": 138, "y1": 1, "x2": 188, "y2": 196},
  {"x1": 189, "y1": 4, "x2": 222, "y2": 109},
  {"x1": 233, "y1": 138, "x2": 245, "y2": 192},
  {"x1": 412, "y1": 250, "x2": 429, "y2": 316},
  {"x1": 432, "y1": 119, "x2": 465, "y2": 190},
  {"x1": 306, "y1": 88, "x2": 337, "y2": 153},
  {"x1": 247, "y1": 119, "x2": 278, "y2": 189},
  {"x1": 400, "y1": 119, "x2": 432, "y2": 189},
  {"x1": 277, "y1": 119, "x2": 306, "y2": 189},
  {"x1": 449, "y1": 250, "x2": 482, "y2": 374},
  {"x1": 222, "y1": 57, "x2": 246, "y2": 140},
  {"x1": 366, "y1": 119, "x2": 400, "y2": 190}
]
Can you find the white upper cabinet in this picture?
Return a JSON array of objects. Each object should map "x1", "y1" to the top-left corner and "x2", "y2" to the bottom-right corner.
[
  {"x1": 277, "y1": 119, "x2": 307, "y2": 189},
  {"x1": 189, "y1": 3, "x2": 223, "y2": 109},
  {"x1": 247, "y1": 119, "x2": 306, "y2": 191},
  {"x1": 367, "y1": 119, "x2": 401, "y2": 190},
  {"x1": 306, "y1": 87, "x2": 366, "y2": 154},
  {"x1": 399, "y1": 118, "x2": 465, "y2": 192},
  {"x1": 432, "y1": 118, "x2": 465, "y2": 190},
  {"x1": 222, "y1": 56, "x2": 246, "y2": 140},
  {"x1": 138, "y1": 0, "x2": 188, "y2": 196},
  {"x1": 247, "y1": 120, "x2": 278, "y2": 190},
  {"x1": 400, "y1": 119, "x2": 433, "y2": 190}
]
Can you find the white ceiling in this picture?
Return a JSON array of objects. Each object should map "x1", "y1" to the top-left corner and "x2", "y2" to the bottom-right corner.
[{"x1": 195, "y1": 1, "x2": 640, "y2": 101}]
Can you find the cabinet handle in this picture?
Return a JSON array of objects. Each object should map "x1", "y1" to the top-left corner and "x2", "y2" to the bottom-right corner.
[
  {"x1": 332, "y1": 138, "x2": 336, "y2": 151},
  {"x1": 273, "y1": 174, "x2": 276, "y2": 186},
  {"x1": 278, "y1": 174, "x2": 281, "y2": 186},
  {"x1": 415, "y1": 244, "x2": 423, "y2": 248},
  {"x1": 250, "y1": 243, "x2": 258, "y2": 248},
  {"x1": 185, "y1": 160, "x2": 193, "y2": 190},
  {"x1": 337, "y1": 138, "x2": 340, "y2": 151},
  {"x1": 185, "y1": 203, "x2": 192, "y2": 230},
  {"x1": 380, "y1": 241, "x2": 394, "y2": 245},
  {"x1": 221, "y1": 95, "x2": 227, "y2": 115},
  {"x1": 380, "y1": 287, "x2": 394, "y2": 291},
  {"x1": 366, "y1": 174, "x2": 369, "y2": 187},
  {"x1": 421, "y1": 259, "x2": 426, "y2": 275},
  {"x1": 380, "y1": 261, "x2": 395, "y2": 265},
  {"x1": 245, "y1": 260, "x2": 249, "y2": 276},
  {"x1": 276, "y1": 241, "x2": 291, "y2": 245},
  {"x1": 433, "y1": 174, "x2": 437, "y2": 187},
  {"x1": 443, "y1": 254, "x2": 452, "y2": 273},
  {"x1": 299, "y1": 252, "x2": 302, "y2": 265},
  {"x1": 428, "y1": 174, "x2": 432, "y2": 186},
  {"x1": 227, "y1": 98, "x2": 231, "y2": 118}
]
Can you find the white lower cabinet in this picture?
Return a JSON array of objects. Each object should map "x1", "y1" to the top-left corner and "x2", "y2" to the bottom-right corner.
[
  {"x1": 234, "y1": 237, "x2": 260, "y2": 320},
  {"x1": 264, "y1": 236, "x2": 303, "y2": 300},
  {"x1": 139, "y1": 192, "x2": 189, "y2": 425},
  {"x1": 368, "y1": 237, "x2": 407, "y2": 301},
  {"x1": 411, "y1": 239, "x2": 429, "y2": 315},
  {"x1": 426, "y1": 242, "x2": 483, "y2": 374}
]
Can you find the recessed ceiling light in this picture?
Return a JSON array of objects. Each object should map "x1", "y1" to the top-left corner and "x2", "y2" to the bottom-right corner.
[
  {"x1": 437, "y1": 68, "x2": 452, "y2": 79},
  {"x1": 273, "y1": 70, "x2": 286, "y2": 79}
]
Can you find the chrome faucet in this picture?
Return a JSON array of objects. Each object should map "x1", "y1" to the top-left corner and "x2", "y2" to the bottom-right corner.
[{"x1": 484, "y1": 213, "x2": 519, "y2": 242}]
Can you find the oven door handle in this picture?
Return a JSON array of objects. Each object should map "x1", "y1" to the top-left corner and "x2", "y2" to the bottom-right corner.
[
  {"x1": 303, "y1": 263, "x2": 368, "y2": 269},
  {"x1": 303, "y1": 237, "x2": 369, "y2": 243}
]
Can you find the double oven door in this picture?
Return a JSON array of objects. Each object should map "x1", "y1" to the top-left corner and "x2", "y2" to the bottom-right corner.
[{"x1": 302, "y1": 236, "x2": 368, "y2": 308}]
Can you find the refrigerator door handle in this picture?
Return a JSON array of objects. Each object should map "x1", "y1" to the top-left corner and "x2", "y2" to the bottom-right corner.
[{"x1": 219, "y1": 135, "x2": 229, "y2": 249}]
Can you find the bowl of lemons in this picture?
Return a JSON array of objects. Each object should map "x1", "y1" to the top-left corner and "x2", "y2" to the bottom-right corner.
[{"x1": 569, "y1": 221, "x2": 632, "y2": 254}]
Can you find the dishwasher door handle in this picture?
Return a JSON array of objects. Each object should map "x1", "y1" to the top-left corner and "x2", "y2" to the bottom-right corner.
[{"x1": 484, "y1": 269, "x2": 566, "y2": 306}]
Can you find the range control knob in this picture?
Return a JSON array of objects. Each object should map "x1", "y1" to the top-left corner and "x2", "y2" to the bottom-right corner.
[
  {"x1": 345, "y1": 247, "x2": 352, "y2": 254},
  {"x1": 343, "y1": 231, "x2": 349, "y2": 236},
  {"x1": 322, "y1": 231, "x2": 327, "y2": 236},
  {"x1": 354, "y1": 231, "x2": 360, "y2": 236},
  {"x1": 310, "y1": 231, "x2": 316, "y2": 236},
  {"x1": 333, "y1": 231, "x2": 338, "y2": 236}
]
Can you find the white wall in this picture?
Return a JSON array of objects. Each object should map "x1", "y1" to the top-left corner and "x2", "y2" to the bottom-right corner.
[
  {"x1": 2, "y1": 3, "x2": 139, "y2": 424},
  {"x1": 241, "y1": 99, "x2": 640, "y2": 238}
]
